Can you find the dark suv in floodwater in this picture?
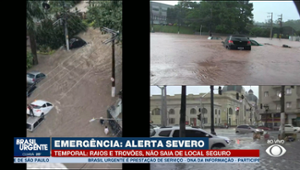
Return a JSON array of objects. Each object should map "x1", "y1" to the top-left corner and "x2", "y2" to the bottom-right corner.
[{"x1": 223, "y1": 35, "x2": 251, "y2": 50}]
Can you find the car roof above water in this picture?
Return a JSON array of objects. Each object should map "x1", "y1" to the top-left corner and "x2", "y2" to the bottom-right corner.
[{"x1": 31, "y1": 100, "x2": 48, "y2": 106}]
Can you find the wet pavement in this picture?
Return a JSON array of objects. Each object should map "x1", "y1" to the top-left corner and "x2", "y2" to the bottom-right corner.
[
  {"x1": 151, "y1": 128, "x2": 300, "y2": 170},
  {"x1": 150, "y1": 33, "x2": 300, "y2": 85}
]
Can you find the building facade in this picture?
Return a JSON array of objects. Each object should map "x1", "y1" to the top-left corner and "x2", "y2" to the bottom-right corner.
[
  {"x1": 150, "y1": 1, "x2": 174, "y2": 25},
  {"x1": 258, "y1": 86, "x2": 300, "y2": 128},
  {"x1": 150, "y1": 86, "x2": 258, "y2": 127}
]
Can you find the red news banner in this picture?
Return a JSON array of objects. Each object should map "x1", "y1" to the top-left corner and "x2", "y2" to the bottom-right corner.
[{"x1": 51, "y1": 150, "x2": 259, "y2": 157}]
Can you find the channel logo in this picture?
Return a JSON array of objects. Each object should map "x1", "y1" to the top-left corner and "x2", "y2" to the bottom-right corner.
[{"x1": 266, "y1": 144, "x2": 286, "y2": 157}]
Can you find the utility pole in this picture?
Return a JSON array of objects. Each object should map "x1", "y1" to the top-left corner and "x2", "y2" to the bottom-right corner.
[
  {"x1": 209, "y1": 9, "x2": 212, "y2": 36},
  {"x1": 278, "y1": 14, "x2": 283, "y2": 39},
  {"x1": 103, "y1": 27, "x2": 119, "y2": 97},
  {"x1": 268, "y1": 12, "x2": 273, "y2": 39},
  {"x1": 63, "y1": 0, "x2": 69, "y2": 51},
  {"x1": 210, "y1": 85, "x2": 216, "y2": 135},
  {"x1": 180, "y1": 86, "x2": 186, "y2": 137},
  {"x1": 280, "y1": 86, "x2": 285, "y2": 139}
]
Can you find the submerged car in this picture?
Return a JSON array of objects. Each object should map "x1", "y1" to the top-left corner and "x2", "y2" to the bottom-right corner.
[
  {"x1": 27, "y1": 82, "x2": 37, "y2": 97},
  {"x1": 68, "y1": 37, "x2": 87, "y2": 49},
  {"x1": 223, "y1": 35, "x2": 251, "y2": 50},
  {"x1": 27, "y1": 71, "x2": 46, "y2": 84},
  {"x1": 208, "y1": 36, "x2": 223, "y2": 40},
  {"x1": 27, "y1": 100, "x2": 54, "y2": 117},
  {"x1": 236, "y1": 124, "x2": 264, "y2": 134},
  {"x1": 249, "y1": 39, "x2": 263, "y2": 46},
  {"x1": 151, "y1": 126, "x2": 230, "y2": 149}
]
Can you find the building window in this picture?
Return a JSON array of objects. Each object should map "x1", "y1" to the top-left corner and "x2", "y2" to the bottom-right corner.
[
  {"x1": 286, "y1": 102, "x2": 291, "y2": 108},
  {"x1": 277, "y1": 91, "x2": 281, "y2": 97},
  {"x1": 218, "y1": 110, "x2": 220, "y2": 115},
  {"x1": 215, "y1": 118, "x2": 217, "y2": 124},
  {"x1": 219, "y1": 118, "x2": 220, "y2": 124},
  {"x1": 286, "y1": 88, "x2": 292, "y2": 94},
  {"x1": 276, "y1": 105, "x2": 280, "y2": 110},
  {"x1": 202, "y1": 108, "x2": 207, "y2": 114},
  {"x1": 264, "y1": 91, "x2": 269, "y2": 97},
  {"x1": 215, "y1": 109, "x2": 217, "y2": 115},
  {"x1": 203, "y1": 118, "x2": 208, "y2": 124},
  {"x1": 169, "y1": 118, "x2": 175, "y2": 124},
  {"x1": 169, "y1": 109, "x2": 175, "y2": 115},
  {"x1": 153, "y1": 108, "x2": 160, "y2": 115},
  {"x1": 190, "y1": 108, "x2": 196, "y2": 114}
]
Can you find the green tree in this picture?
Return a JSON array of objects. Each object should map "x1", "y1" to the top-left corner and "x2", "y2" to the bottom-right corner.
[
  {"x1": 27, "y1": 0, "x2": 45, "y2": 65},
  {"x1": 86, "y1": 1, "x2": 122, "y2": 44},
  {"x1": 27, "y1": 51, "x2": 33, "y2": 69}
]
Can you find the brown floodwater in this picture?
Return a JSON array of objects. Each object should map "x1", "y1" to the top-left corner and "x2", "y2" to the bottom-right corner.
[{"x1": 150, "y1": 33, "x2": 300, "y2": 85}]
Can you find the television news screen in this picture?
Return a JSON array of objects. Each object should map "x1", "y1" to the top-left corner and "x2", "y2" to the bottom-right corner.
[{"x1": 19, "y1": 0, "x2": 300, "y2": 170}]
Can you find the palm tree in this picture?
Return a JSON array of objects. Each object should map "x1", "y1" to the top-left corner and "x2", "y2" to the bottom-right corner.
[
  {"x1": 27, "y1": 1, "x2": 45, "y2": 65},
  {"x1": 180, "y1": 86, "x2": 186, "y2": 137}
]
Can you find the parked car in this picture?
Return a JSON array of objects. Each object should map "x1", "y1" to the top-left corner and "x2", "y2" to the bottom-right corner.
[
  {"x1": 68, "y1": 37, "x2": 87, "y2": 49},
  {"x1": 27, "y1": 71, "x2": 46, "y2": 84},
  {"x1": 235, "y1": 124, "x2": 264, "y2": 135},
  {"x1": 27, "y1": 100, "x2": 54, "y2": 117},
  {"x1": 279, "y1": 124, "x2": 298, "y2": 133},
  {"x1": 27, "y1": 82, "x2": 37, "y2": 97},
  {"x1": 151, "y1": 126, "x2": 230, "y2": 149},
  {"x1": 222, "y1": 35, "x2": 251, "y2": 50},
  {"x1": 257, "y1": 126, "x2": 270, "y2": 131}
]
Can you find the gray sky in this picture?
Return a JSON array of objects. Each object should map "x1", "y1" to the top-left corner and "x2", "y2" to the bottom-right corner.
[
  {"x1": 153, "y1": 1, "x2": 299, "y2": 22},
  {"x1": 150, "y1": 86, "x2": 259, "y2": 97}
]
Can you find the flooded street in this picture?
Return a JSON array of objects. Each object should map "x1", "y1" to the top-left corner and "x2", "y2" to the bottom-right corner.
[
  {"x1": 27, "y1": 28, "x2": 122, "y2": 169},
  {"x1": 151, "y1": 128, "x2": 300, "y2": 170},
  {"x1": 151, "y1": 33, "x2": 300, "y2": 85}
]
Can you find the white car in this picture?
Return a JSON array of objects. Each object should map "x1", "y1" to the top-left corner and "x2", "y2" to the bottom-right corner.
[
  {"x1": 27, "y1": 100, "x2": 54, "y2": 117},
  {"x1": 279, "y1": 124, "x2": 298, "y2": 133},
  {"x1": 151, "y1": 126, "x2": 230, "y2": 149},
  {"x1": 292, "y1": 126, "x2": 300, "y2": 133}
]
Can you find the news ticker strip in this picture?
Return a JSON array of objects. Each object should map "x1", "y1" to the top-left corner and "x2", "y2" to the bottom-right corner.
[
  {"x1": 14, "y1": 157, "x2": 260, "y2": 163},
  {"x1": 50, "y1": 150, "x2": 260, "y2": 157}
]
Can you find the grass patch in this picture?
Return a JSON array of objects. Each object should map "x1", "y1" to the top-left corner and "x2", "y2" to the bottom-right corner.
[
  {"x1": 152, "y1": 25, "x2": 195, "y2": 34},
  {"x1": 37, "y1": 50, "x2": 56, "y2": 55},
  {"x1": 83, "y1": 19, "x2": 95, "y2": 27}
]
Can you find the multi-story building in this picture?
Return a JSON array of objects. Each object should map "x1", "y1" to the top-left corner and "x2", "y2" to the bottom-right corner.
[
  {"x1": 150, "y1": 86, "x2": 258, "y2": 127},
  {"x1": 258, "y1": 86, "x2": 300, "y2": 128},
  {"x1": 150, "y1": 1, "x2": 174, "y2": 25}
]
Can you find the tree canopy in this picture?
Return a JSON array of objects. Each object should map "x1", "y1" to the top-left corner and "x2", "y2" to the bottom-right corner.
[
  {"x1": 86, "y1": 1, "x2": 122, "y2": 44},
  {"x1": 167, "y1": 0, "x2": 254, "y2": 34}
]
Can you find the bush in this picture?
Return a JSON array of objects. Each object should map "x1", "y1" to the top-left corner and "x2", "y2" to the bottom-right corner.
[{"x1": 27, "y1": 51, "x2": 33, "y2": 69}]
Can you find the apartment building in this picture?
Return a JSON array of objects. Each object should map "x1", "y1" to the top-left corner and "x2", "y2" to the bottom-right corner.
[
  {"x1": 150, "y1": 1, "x2": 174, "y2": 25},
  {"x1": 258, "y1": 86, "x2": 300, "y2": 127}
]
